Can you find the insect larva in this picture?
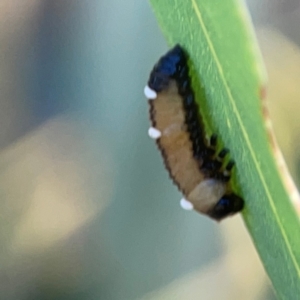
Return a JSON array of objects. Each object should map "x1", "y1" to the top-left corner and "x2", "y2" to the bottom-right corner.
[{"x1": 144, "y1": 45, "x2": 244, "y2": 220}]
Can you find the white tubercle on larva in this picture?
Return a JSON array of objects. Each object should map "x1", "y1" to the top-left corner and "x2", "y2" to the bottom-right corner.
[
  {"x1": 148, "y1": 127, "x2": 162, "y2": 139},
  {"x1": 180, "y1": 198, "x2": 194, "y2": 211},
  {"x1": 144, "y1": 85, "x2": 157, "y2": 99}
]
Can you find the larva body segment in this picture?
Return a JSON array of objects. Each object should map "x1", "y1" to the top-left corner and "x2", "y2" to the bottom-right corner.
[{"x1": 145, "y1": 45, "x2": 244, "y2": 220}]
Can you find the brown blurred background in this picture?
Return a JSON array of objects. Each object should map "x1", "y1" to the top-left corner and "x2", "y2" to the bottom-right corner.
[{"x1": 0, "y1": 0, "x2": 299, "y2": 299}]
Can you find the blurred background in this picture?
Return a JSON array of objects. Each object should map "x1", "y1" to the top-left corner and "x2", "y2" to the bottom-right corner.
[{"x1": 0, "y1": 0, "x2": 299, "y2": 299}]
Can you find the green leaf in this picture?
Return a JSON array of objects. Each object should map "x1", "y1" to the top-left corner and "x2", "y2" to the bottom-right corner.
[{"x1": 149, "y1": 0, "x2": 300, "y2": 298}]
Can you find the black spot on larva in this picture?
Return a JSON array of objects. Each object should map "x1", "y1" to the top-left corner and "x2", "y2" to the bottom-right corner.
[
  {"x1": 147, "y1": 45, "x2": 244, "y2": 220},
  {"x1": 184, "y1": 94, "x2": 194, "y2": 107},
  {"x1": 178, "y1": 79, "x2": 190, "y2": 96},
  {"x1": 202, "y1": 159, "x2": 222, "y2": 172}
]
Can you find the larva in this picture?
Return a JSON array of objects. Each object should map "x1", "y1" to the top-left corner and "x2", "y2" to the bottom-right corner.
[{"x1": 144, "y1": 45, "x2": 244, "y2": 220}]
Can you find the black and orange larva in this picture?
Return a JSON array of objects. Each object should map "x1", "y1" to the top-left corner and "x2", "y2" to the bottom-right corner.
[{"x1": 144, "y1": 45, "x2": 244, "y2": 220}]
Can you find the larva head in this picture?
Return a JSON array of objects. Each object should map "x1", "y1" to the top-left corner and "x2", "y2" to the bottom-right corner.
[
  {"x1": 148, "y1": 45, "x2": 186, "y2": 92},
  {"x1": 208, "y1": 193, "x2": 244, "y2": 220}
]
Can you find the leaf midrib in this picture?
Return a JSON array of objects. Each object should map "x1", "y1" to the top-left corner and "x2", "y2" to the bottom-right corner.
[{"x1": 190, "y1": 0, "x2": 300, "y2": 277}]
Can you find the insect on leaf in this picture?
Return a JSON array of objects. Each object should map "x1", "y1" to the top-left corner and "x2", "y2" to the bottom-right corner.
[{"x1": 149, "y1": 0, "x2": 300, "y2": 298}]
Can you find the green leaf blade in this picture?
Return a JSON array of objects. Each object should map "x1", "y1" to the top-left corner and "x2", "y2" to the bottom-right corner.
[{"x1": 149, "y1": 0, "x2": 300, "y2": 298}]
